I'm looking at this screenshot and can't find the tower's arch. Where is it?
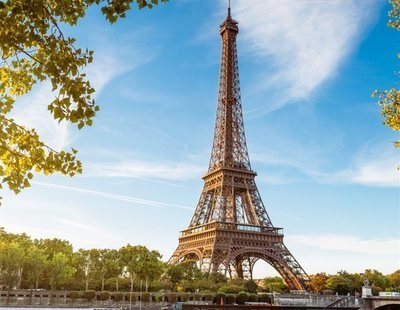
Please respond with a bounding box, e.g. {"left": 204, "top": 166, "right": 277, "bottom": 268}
{"left": 170, "top": 249, "right": 203, "bottom": 264}
{"left": 224, "top": 249, "right": 307, "bottom": 290}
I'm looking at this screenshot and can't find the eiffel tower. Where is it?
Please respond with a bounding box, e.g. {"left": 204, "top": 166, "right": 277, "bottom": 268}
{"left": 170, "top": 4, "right": 310, "bottom": 291}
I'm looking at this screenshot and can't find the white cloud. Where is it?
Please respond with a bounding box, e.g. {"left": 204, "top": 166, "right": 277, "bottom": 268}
{"left": 254, "top": 138, "right": 399, "bottom": 188}
{"left": 327, "top": 145, "right": 400, "bottom": 187}
{"left": 342, "top": 157, "right": 399, "bottom": 188}
{"left": 284, "top": 233, "right": 400, "bottom": 274}
{"left": 229, "top": 0, "right": 380, "bottom": 112}
{"left": 252, "top": 233, "right": 400, "bottom": 277}
{"left": 287, "top": 234, "right": 400, "bottom": 255}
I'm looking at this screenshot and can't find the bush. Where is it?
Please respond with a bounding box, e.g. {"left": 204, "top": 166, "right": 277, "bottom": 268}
{"left": 218, "top": 284, "right": 244, "bottom": 294}
{"left": 248, "top": 294, "right": 258, "bottom": 302}
{"left": 112, "top": 292, "right": 124, "bottom": 302}
{"left": 203, "top": 293, "right": 215, "bottom": 301}
{"left": 215, "top": 292, "right": 226, "bottom": 305}
{"left": 154, "top": 294, "right": 163, "bottom": 302}
{"left": 68, "top": 291, "right": 80, "bottom": 300}
{"left": 130, "top": 292, "right": 138, "bottom": 302}
{"left": 193, "top": 294, "right": 201, "bottom": 301}
{"left": 117, "top": 277, "right": 131, "bottom": 291}
{"left": 125, "top": 292, "right": 137, "bottom": 302}
{"left": 258, "top": 294, "right": 270, "bottom": 303}
{"left": 244, "top": 280, "right": 258, "bottom": 293}
{"left": 141, "top": 292, "right": 150, "bottom": 303}
{"left": 180, "top": 280, "right": 197, "bottom": 293}
{"left": 83, "top": 290, "right": 96, "bottom": 301}
{"left": 236, "top": 291, "right": 249, "bottom": 305}
{"left": 167, "top": 293, "right": 177, "bottom": 303}
{"left": 98, "top": 291, "right": 110, "bottom": 301}
{"left": 180, "top": 292, "right": 189, "bottom": 302}
{"left": 372, "top": 285, "right": 383, "bottom": 296}
{"left": 226, "top": 294, "right": 236, "bottom": 304}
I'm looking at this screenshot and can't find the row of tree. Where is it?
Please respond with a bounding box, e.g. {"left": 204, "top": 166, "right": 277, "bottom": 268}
{"left": 309, "top": 270, "right": 400, "bottom": 295}
{"left": 0, "top": 229, "right": 399, "bottom": 298}
{"left": 0, "top": 229, "right": 164, "bottom": 295}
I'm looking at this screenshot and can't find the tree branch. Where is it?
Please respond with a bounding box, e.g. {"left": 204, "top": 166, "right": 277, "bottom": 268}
{"left": 9, "top": 43, "right": 45, "bottom": 66}
{"left": 0, "top": 116, "right": 60, "bottom": 154}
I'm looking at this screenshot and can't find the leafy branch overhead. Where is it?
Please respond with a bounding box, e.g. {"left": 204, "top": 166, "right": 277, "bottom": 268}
{"left": 374, "top": 0, "right": 400, "bottom": 148}
{"left": 0, "top": 0, "right": 168, "bottom": 198}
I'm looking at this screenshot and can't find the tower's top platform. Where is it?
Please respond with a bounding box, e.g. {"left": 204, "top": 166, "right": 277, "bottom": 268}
{"left": 220, "top": 0, "right": 239, "bottom": 34}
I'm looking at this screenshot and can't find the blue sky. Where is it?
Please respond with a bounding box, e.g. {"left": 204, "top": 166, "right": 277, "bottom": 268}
{"left": 1, "top": 0, "right": 399, "bottom": 277}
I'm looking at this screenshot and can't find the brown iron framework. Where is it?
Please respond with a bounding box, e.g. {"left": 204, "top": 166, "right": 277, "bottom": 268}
{"left": 170, "top": 6, "right": 310, "bottom": 291}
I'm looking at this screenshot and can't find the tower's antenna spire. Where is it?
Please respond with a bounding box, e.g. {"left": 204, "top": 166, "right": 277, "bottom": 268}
{"left": 228, "top": 0, "right": 231, "bottom": 17}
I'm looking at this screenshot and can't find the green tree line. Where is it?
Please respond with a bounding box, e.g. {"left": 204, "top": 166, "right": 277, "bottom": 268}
{"left": 309, "top": 270, "right": 400, "bottom": 296}
{"left": 0, "top": 229, "right": 399, "bottom": 298}
{"left": 0, "top": 229, "right": 164, "bottom": 294}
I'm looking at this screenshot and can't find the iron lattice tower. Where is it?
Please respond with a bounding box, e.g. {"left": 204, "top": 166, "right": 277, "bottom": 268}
{"left": 170, "top": 7, "right": 310, "bottom": 291}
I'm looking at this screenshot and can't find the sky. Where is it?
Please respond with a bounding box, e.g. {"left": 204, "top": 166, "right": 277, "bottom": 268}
{"left": 1, "top": 0, "right": 399, "bottom": 278}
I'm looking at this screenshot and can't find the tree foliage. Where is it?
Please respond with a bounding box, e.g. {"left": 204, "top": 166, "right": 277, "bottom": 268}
{"left": 25, "top": 245, "right": 47, "bottom": 290}
{"left": 244, "top": 279, "right": 258, "bottom": 293}
{"left": 374, "top": 0, "right": 400, "bottom": 149}
{"left": 0, "top": 229, "right": 398, "bottom": 296}
{"left": 325, "top": 274, "right": 350, "bottom": 295}
{"left": 164, "top": 259, "right": 204, "bottom": 292}
{"left": 262, "top": 276, "right": 289, "bottom": 293}
{"left": 47, "top": 252, "right": 75, "bottom": 293}
{"left": 310, "top": 272, "right": 329, "bottom": 293}
{"left": 0, "top": 241, "right": 25, "bottom": 303}
{"left": 388, "top": 269, "right": 400, "bottom": 290}
{"left": 0, "top": 0, "right": 168, "bottom": 201}
{"left": 236, "top": 291, "right": 249, "bottom": 305}
{"left": 0, "top": 229, "right": 165, "bottom": 293}
{"left": 364, "top": 269, "right": 390, "bottom": 293}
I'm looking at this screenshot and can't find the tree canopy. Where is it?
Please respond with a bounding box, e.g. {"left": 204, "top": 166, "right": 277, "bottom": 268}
{"left": 1, "top": 228, "right": 398, "bottom": 297}
{"left": 0, "top": 0, "right": 167, "bottom": 202}
{"left": 374, "top": 0, "right": 400, "bottom": 149}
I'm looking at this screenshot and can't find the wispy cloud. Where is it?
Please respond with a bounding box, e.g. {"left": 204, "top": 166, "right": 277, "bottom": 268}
{"left": 253, "top": 148, "right": 323, "bottom": 179}
{"left": 251, "top": 135, "right": 336, "bottom": 185}
{"left": 85, "top": 159, "right": 203, "bottom": 181}
{"left": 287, "top": 234, "right": 400, "bottom": 255}
{"left": 10, "top": 34, "right": 153, "bottom": 151}
{"left": 0, "top": 197, "right": 124, "bottom": 249}
{"left": 286, "top": 233, "right": 400, "bottom": 274}
{"left": 228, "top": 0, "right": 380, "bottom": 113}
{"left": 33, "top": 181, "right": 194, "bottom": 210}
{"left": 328, "top": 144, "right": 400, "bottom": 187}
{"left": 254, "top": 138, "right": 399, "bottom": 188}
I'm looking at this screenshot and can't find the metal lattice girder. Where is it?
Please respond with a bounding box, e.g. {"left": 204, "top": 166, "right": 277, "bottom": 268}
{"left": 208, "top": 14, "right": 250, "bottom": 173}
{"left": 170, "top": 8, "right": 310, "bottom": 291}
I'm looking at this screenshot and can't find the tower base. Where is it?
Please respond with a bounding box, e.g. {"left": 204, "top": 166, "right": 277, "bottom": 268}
{"left": 170, "top": 221, "right": 309, "bottom": 291}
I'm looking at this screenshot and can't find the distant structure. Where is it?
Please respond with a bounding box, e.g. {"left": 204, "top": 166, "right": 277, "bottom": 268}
{"left": 170, "top": 3, "right": 310, "bottom": 290}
